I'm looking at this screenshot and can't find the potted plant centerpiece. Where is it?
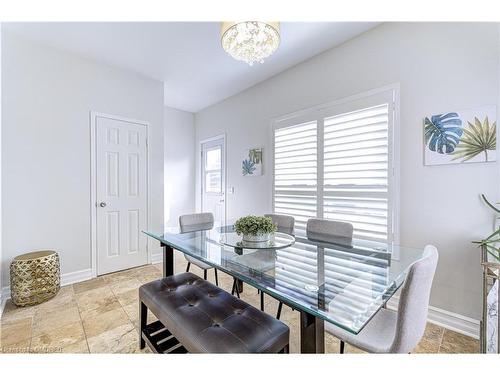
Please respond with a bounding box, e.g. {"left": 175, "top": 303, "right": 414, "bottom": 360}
{"left": 234, "top": 215, "right": 277, "bottom": 243}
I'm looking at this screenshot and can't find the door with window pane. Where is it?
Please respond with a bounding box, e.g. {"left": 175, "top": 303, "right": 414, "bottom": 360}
{"left": 201, "top": 137, "right": 226, "bottom": 225}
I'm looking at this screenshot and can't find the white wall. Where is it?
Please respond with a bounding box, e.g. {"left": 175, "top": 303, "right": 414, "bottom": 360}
{"left": 0, "top": 24, "right": 3, "bottom": 312}
{"left": 1, "top": 32, "right": 164, "bottom": 286}
{"left": 195, "top": 23, "right": 499, "bottom": 320}
{"left": 164, "top": 106, "right": 195, "bottom": 227}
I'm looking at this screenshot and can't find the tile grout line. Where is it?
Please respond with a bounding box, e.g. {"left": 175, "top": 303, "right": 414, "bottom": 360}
{"left": 437, "top": 327, "right": 446, "bottom": 353}
{"left": 76, "top": 274, "right": 131, "bottom": 353}
{"left": 105, "top": 275, "right": 144, "bottom": 352}
{"left": 73, "top": 284, "right": 92, "bottom": 354}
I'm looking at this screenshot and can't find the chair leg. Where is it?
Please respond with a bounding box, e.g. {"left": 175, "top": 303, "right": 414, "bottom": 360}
{"left": 260, "top": 291, "right": 265, "bottom": 311}
{"left": 340, "top": 340, "right": 345, "bottom": 354}
{"left": 231, "top": 278, "right": 240, "bottom": 298}
{"left": 139, "top": 301, "right": 147, "bottom": 349}
{"left": 214, "top": 268, "right": 219, "bottom": 286}
{"left": 203, "top": 269, "right": 207, "bottom": 280}
{"left": 276, "top": 301, "right": 283, "bottom": 320}
{"left": 186, "top": 262, "right": 191, "bottom": 272}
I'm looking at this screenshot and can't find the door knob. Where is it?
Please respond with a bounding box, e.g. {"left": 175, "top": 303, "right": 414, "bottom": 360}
{"left": 99, "top": 202, "right": 107, "bottom": 208}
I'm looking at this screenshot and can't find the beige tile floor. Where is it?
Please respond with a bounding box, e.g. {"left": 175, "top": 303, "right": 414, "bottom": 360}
{"left": 1, "top": 252, "right": 480, "bottom": 354}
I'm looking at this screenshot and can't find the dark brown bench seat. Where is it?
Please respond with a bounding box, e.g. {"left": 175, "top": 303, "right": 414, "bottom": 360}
{"left": 139, "top": 272, "right": 290, "bottom": 353}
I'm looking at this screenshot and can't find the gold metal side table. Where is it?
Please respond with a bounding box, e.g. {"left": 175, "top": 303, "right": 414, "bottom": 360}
{"left": 10, "top": 250, "right": 60, "bottom": 307}
{"left": 480, "top": 245, "right": 500, "bottom": 353}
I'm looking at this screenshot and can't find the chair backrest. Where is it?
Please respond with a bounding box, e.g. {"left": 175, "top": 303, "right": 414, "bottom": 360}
{"left": 390, "top": 245, "right": 439, "bottom": 353}
{"left": 264, "top": 214, "right": 295, "bottom": 235}
{"left": 179, "top": 212, "right": 214, "bottom": 232}
{"left": 306, "top": 218, "right": 353, "bottom": 243}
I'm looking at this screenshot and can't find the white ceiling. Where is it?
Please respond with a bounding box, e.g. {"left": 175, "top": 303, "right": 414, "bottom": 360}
{"left": 4, "top": 22, "right": 379, "bottom": 112}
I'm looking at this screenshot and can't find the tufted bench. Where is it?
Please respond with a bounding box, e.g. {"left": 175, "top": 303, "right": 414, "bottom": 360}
{"left": 139, "top": 272, "right": 290, "bottom": 353}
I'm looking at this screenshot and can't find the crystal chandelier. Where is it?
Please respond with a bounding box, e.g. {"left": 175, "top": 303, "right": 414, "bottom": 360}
{"left": 221, "top": 22, "right": 280, "bottom": 66}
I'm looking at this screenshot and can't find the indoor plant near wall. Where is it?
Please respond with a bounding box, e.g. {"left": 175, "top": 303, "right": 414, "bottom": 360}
{"left": 474, "top": 194, "right": 500, "bottom": 262}
{"left": 234, "top": 215, "right": 277, "bottom": 242}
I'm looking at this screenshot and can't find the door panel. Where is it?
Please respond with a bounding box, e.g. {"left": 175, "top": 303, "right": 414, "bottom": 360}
{"left": 96, "top": 116, "right": 148, "bottom": 275}
{"left": 201, "top": 137, "right": 226, "bottom": 225}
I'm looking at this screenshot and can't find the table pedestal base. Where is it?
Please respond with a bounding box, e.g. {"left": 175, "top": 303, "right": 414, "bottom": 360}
{"left": 300, "top": 311, "right": 325, "bottom": 353}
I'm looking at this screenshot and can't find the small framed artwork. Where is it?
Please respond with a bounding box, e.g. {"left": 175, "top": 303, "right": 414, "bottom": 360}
{"left": 424, "top": 105, "right": 497, "bottom": 165}
{"left": 242, "top": 148, "right": 263, "bottom": 176}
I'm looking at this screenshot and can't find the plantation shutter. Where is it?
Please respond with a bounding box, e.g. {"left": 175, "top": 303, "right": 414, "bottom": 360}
{"left": 273, "top": 121, "right": 318, "bottom": 235}
{"left": 323, "top": 104, "right": 390, "bottom": 241}
{"left": 273, "top": 89, "right": 396, "bottom": 243}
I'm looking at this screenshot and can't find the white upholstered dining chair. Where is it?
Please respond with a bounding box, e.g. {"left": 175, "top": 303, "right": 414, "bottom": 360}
{"left": 326, "top": 245, "right": 439, "bottom": 353}
{"left": 264, "top": 214, "right": 295, "bottom": 235}
{"left": 306, "top": 218, "right": 353, "bottom": 243}
{"left": 179, "top": 212, "right": 218, "bottom": 286}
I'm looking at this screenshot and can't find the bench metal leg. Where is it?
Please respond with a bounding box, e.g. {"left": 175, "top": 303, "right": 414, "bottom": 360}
{"left": 340, "top": 340, "right": 345, "bottom": 354}
{"left": 139, "top": 301, "right": 147, "bottom": 349}
{"left": 203, "top": 269, "right": 207, "bottom": 280}
{"left": 260, "top": 291, "right": 265, "bottom": 311}
{"left": 214, "top": 269, "right": 219, "bottom": 286}
{"left": 186, "top": 262, "right": 191, "bottom": 272}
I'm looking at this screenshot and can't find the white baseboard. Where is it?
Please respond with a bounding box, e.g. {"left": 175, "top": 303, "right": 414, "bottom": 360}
{"left": 0, "top": 268, "right": 93, "bottom": 315}
{"left": 387, "top": 297, "right": 480, "bottom": 339}
{"left": 151, "top": 252, "right": 162, "bottom": 264}
{"left": 60, "top": 268, "right": 93, "bottom": 286}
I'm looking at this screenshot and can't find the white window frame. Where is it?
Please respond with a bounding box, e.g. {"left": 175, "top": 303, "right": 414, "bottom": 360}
{"left": 271, "top": 84, "right": 400, "bottom": 244}
{"left": 202, "top": 144, "right": 223, "bottom": 195}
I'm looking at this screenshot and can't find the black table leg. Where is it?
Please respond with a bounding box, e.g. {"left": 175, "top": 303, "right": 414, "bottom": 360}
{"left": 300, "top": 311, "right": 324, "bottom": 353}
{"left": 162, "top": 243, "right": 174, "bottom": 277}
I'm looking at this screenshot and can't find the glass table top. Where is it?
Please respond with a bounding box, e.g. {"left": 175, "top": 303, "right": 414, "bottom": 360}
{"left": 220, "top": 232, "right": 295, "bottom": 250}
{"left": 143, "top": 224, "right": 425, "bottom": 335}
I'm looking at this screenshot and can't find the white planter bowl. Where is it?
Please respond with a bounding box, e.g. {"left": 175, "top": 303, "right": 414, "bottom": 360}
{"left": 242, "top": 233, "right": 271, "bottom": 242}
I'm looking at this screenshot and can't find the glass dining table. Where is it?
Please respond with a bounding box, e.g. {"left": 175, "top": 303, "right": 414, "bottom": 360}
{"left": 143, "top": 224, "right": 425, "bottom": 353}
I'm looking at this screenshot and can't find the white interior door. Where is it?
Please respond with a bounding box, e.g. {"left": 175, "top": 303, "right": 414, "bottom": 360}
{"left": 96, "top": 116, "right": 148, "bottom": 275}
{"left": 201, "top": 137, "right": 226, "bottom": 225}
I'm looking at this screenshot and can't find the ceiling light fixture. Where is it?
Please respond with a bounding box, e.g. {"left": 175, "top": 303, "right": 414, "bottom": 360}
{"left": 221, "top": 21, "right": 280, "bottom": 66}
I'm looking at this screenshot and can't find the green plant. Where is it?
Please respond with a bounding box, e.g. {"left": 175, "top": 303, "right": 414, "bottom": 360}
{"left": 474, "top": 194, "right": 500, "bottom": 261}
{"left": 234, "top": 215, "right": 277, "bottom": 236}
{"left": 473, "top": 228, "right": 500, "bottom": 262}
{"left": 452, "top": 117, "right": 496, "bottom": 162}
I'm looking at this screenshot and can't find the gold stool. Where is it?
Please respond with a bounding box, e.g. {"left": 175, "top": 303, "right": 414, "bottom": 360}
{"left": 10, "top": 250, "right": 60, "bottom": 307}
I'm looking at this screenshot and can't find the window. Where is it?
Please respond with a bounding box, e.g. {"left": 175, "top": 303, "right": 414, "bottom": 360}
{"left": 323, "top": 104, "right": 389, "bottom": 241}
{"left": 273, "top": 89, "right": 397, "bottom": 242}
{"left": 274, "top": 121, "right": 317, "bottom": 234}
{"left": 204, "top": 146, "right": 222, "bottom": 193}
